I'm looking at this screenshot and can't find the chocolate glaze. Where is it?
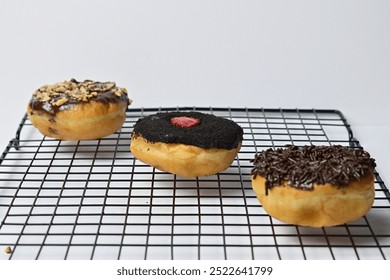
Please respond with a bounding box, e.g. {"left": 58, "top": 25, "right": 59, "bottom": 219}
{"left": 29, "top": 91, "right": 128, "bottom": 115}
{"left": 132, "top": 112, "right": 243, "bottom": 150}
{"left": 251, "top": 145, "right": 376, "bottom": 192}
{"left": 29, "top": 79, "right": 130, "bottom": 116}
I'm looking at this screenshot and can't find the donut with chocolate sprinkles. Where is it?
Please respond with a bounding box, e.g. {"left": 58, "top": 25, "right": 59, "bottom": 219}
{"left": 251, "top": 145, "right": 376, "bottom": 227}
{"left": 130, "top": 112, "right": 243, "bottom": 178}
{"left": 27, "top": 79, "right": 131, "bottom": 140}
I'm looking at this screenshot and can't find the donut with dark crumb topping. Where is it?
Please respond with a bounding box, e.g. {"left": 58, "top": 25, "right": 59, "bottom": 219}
{"left": 27, "top": 79, "right": 131, "bottom": 140}
{"left": 130, "top": 112, "right": 243, "bottom": 178}
{"left": 251, "top": 145, "right": 376, "bottom": 227}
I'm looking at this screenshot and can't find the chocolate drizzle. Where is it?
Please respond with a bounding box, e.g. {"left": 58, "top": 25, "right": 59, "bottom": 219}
{"left": 29, "top": 79, "right": 131, "bottom": 115}
{"left": 132, "top": 112, "right": 243, "bottom": 150}
{"left": 251, "top": 145, "right": 376, "bottom": 192}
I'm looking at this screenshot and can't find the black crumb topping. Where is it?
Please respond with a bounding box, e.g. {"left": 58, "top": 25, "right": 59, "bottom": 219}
{"left": 251, "top": 145, "right": 376, "bottom": 191}
{"left": 132, "top": 112, "right": 243, "bottom": 150}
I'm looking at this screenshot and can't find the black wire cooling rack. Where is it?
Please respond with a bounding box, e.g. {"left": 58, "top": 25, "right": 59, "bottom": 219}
{"left": 0, "top": 107, "right": 389, "bottom": 260}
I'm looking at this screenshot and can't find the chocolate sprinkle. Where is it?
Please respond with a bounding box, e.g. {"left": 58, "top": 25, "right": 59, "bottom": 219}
{"left": 251, "top": 145, "right": 376, "bottom": 191}
{"left": 132, "top": 112, "right": 243, "bottom": 150}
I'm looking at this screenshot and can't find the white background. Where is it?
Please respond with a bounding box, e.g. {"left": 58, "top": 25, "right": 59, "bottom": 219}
{"left": 0, "top": 0, "right": 389, "bottom": 185}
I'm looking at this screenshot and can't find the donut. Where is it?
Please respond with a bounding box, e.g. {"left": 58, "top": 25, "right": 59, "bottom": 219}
{"left": 27, "top": 79, "right": 131, "bottom": 140}
{"left": 130, "top": 112, "right": 243, "bottom": 178}
{"left": 251, "top": 145, "right": 376, "bottom": 227}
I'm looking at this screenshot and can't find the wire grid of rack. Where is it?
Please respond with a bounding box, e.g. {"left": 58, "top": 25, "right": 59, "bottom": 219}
{"left": 0, "top": 107, "right": 389, "bottom": 260}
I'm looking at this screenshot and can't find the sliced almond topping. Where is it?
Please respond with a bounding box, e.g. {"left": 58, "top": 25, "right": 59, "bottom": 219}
{"left": 105, "top": 82, "right": 115, "bottom": 91}
{"left": 56, "top": 86, "right": 66, "bottom": 93}
{"left": 33, "top": 80, "right": 128, "bottom": 104}
{"left": 54, "top": 97, "right": 68, "bottom": 106}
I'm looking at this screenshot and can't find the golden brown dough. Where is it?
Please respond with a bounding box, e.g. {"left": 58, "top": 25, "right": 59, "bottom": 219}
{"left": 251, "top": 172, "right": 375, "bottom": 227}
{"left": 131, "top": 135, "right": 241, "bottom": 178}
{"left": 27, "top": 79, "right": 131, "bottom": 140}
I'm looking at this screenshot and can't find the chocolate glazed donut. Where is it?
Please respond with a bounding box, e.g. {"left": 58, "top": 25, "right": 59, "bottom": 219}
{"left": 27, "top": 79, "right": 131, "bottom": 140}
{"left": 251, "top": 145, "right": 376, "bottom": 227}
{"left": 130, "top": 112, "right": 243, "bottom": 178}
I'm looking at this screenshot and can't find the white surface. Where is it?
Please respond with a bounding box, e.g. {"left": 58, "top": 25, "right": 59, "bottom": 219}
{"left": 1, "top": 109, "right": 389, "bottom": 260}
{"left": 0, "top": 0, "right": 389, "bottom": 184}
